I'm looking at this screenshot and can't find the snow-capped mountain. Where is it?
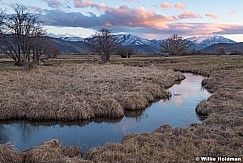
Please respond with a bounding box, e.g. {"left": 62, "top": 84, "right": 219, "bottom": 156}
{"left": 187, "top": 35, "right": 236, "bottom": 50}
{"left": 57, "top": 34, "right": 236, "bottom": 50}
{"left": 60, "top": 37, "right": 85, "bottom": 42}
{"left": 50, "top": 34, "right": 237, "bottom": 54}
{"left": 117, "top": 34, "right": 155, "bottom": 46}
{"left": 117, "top": 34, "right": 236, "bottom": 50}
{"left": 116, "top": 34, "right": 161, "bottom": 53}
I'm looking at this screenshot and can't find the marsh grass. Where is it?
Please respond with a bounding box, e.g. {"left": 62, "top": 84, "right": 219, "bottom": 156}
{"left": 19, "top": 139, "right": 92, "bottom": 163}
{"left": 0, "top": 144, "right": 21, "bottom": 163}
{"left": 0, "top": 63, "right": 184, "bottom": 121}
{"left": 22, "top": 139, "right": 63, "bottom": 163}
{"left": 84, "top": 55, "right": 243, "bottom": 162}
{"left": 1, "top": 55, "right": 243, "bottom": 162}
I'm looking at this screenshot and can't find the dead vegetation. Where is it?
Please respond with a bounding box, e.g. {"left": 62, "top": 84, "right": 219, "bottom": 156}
{"left": 0, "top": 139, "right": 91, "bottom": 163}
{"left": 22, "top": 139, "right": 63, "bottom": 163}
{"left": 1, "top": 55, "right": 243, "bottom": 162}
{"left": 84, "top": 55, "right": 243, "bottom": 162}
{"left": 86, "top": 124, "right": 243, "bottom": 162}
{"left": 0, "top": 143, "right": 21, "bottom": 163}
{"left": 0, "top": 63, "right": 184, "bottom": 121}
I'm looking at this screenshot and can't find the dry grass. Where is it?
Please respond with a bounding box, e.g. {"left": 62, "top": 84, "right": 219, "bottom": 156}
{"left": 83, "top": 55, "right": 243, "bottom": 162}
{"left": 0, "top": 63, "right": 184, "bottom": 121}
{"left": 20, "top": 139, "right": 92, "bottom": 163}
{"left": 195, "top": 100, "right": 214, "bottom": 116}
{"left": 63, "top": 146, "right": 83, "bottom": 159}
{"left": 1, "top": 55, "right": 243, "bottom": 162}
{"left": 0, "top": 143, "right": 21, "bottom": 163}
{"left": 22, "top": 139, "right": 63, "bottom": 163}
{"left": 86, "top": 124, "right": 242, "bottom": 162}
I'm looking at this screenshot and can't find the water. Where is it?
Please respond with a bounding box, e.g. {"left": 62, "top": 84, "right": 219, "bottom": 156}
{"left": 0, "top": 73, "right": 211, "bottom": 153}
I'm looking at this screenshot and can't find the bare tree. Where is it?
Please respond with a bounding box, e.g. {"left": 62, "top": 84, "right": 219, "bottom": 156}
{"left": 85, "top": 28, "right": 121, "bottom": 63}
{"left": 0, "top": 10, "right": 6, "bottom": 55}
{"left": 161, "top": 34, "right": 190, "bottom": 55}
{"left": 216, "top": 46, "right": 226, "bottom": 55}
{"left": 0, "top": 4, "right": 55, "bottom": 68}
{"left": 0, "top": 10, "right": 5, "bottom": 31}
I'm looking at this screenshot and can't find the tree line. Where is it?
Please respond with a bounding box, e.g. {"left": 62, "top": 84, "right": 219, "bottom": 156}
{"left": 0, "top": 4, "right": 59, "bottom": 68}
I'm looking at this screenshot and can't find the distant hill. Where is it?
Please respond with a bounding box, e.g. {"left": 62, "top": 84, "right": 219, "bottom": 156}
{"left": 51, "top": 34, "right": 236, "bottom": 54}
{"left": 187, "top": 35, "right": 236, "bottom": 50}
{"left": 47, "top": 37, "right": 91, "bottom": 54}
{"left": 202, "top": 42, "right": 243, "bottom": 54}
{"left": 2, "top": 34, "right": 237, "bottom": 54}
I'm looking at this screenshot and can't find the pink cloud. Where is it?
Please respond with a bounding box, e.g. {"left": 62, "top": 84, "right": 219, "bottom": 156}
{"left": 175, "top": 3, "right": 185, "bottom": 9}
{"left": 160, "top": 2, "right": 172, "bottom": 9}
{"left": 166, "top": 23, "right": 243, "bottom": 36}
{"left": 178, "top": 11, "right": 202, "bottom": 19}
{"left": 72, "top": 1, "right": 178, "bottom": 30}
{"left": 41, "top": 2, "right": 243, "bottom": 38}
{"left": 74, "top": 0, "right": 108, "bottom": 10}
{"left": 228, "top": 10, "right": 238, "bottom": 15}
{"left": 42, "top": 5, "right": 177, "bottom": 30}
{"left": 131, "top": 23, "right": 243, "bottom": 39}
{"left": 205, "top": 13, "right": 218, "bottom": 19}
{"left": 105, "top": 6, "right": 177, "bottom": 29}
{"left": 74, "top": 0, "right": 93, "bottom": 8}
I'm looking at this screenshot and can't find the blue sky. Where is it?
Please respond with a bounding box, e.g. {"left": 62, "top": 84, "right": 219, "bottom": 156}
{"left": 1, "top": 0, "right": 243, "bottom": 41}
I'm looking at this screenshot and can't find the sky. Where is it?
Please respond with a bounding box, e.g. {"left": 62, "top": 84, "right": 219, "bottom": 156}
{"left": 1, "top": 0, "right": 243, "bottom": 41}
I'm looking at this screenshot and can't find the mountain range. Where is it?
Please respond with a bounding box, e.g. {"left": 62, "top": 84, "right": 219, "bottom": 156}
{"left": 51, "top": 34, "right": 237, "bottom": 54}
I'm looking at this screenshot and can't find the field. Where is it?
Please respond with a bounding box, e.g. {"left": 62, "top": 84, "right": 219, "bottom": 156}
{"left": 0, "top": 60, "right": 184, "bottom": 121}
{"left": 0, "top": 55, "right": 243, "bottom": 162}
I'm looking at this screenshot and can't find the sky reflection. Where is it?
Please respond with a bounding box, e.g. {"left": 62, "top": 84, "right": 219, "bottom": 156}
{"left": 0, "top": 73, "right": 211, "bottom": 154}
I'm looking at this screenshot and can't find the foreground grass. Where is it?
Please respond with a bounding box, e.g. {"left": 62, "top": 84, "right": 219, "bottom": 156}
{"left": 0, "top": 55, "right": 243, "bottom": 162}
{"left": 0, "top": 63, "right": 184, "bottom": 121}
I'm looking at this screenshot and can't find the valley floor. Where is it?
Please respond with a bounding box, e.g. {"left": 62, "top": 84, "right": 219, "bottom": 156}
{"left": 0, "top": 55, "right": 243, "bottom": 162}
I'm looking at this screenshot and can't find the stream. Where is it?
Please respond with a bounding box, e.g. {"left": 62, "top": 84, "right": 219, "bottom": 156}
{"left": 0, "top": 73, "right": 211, "bottom": 153}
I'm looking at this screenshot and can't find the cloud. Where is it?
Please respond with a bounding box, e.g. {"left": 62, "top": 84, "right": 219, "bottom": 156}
{"left": 104, "top": 6, "right": 176, "bottom": 29}
{"left": 41, "top": 10, "right": 101, "bottom": 27}
{"left": 43, "top": 0, "right": 62, "bottom": 8}
{"left": 178, "top": 11, "right": 202, "bottom": 19}
{"left": 228, "top": 10, "right": 238, "bottom": 15}
{"left": 175, "top": 3, "right": 185, "bottom": 9}
{"left": 74, "top": 0, "right": 93, "bottom": 8}
{"left": 205, "top": 13, "right": 218, "bottom": 19}
{"left": 74, "top": 0, "right": 107, "bottom": 10}
{"left": 119, "top": 23, "right": 243, "bottom": 39}
{"left": 160, "top": 2, "right": 172, "bottom": 9}
{"left": 162, "top": 23, "right": 243, "bottom": 36}
{"left": 39, "top": 2, "right": 243, "bottom": 39}
{"left": 41, "top": 6, "right": 177, "bottom": 30}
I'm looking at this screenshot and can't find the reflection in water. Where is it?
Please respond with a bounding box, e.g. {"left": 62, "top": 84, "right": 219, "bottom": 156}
{"left": 0, "top": 73, "right": 211, "bottom": 154}
{"left": 0, "top": 126, "right": 8, "bottom": 143}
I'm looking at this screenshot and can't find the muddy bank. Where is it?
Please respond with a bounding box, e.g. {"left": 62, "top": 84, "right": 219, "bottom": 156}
{"left": 0, "top": 63, "right": 184, "bottom": 121}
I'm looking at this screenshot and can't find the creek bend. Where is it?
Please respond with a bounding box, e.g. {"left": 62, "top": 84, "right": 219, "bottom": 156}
{"left": 0, "top": 73, "right": 211, "bottom": 153}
